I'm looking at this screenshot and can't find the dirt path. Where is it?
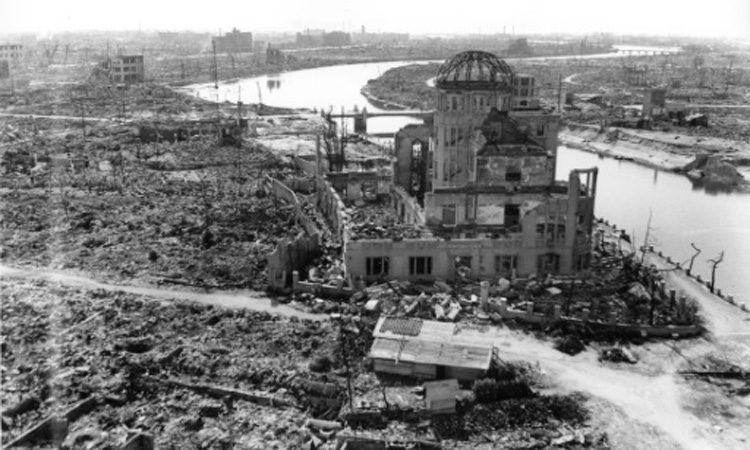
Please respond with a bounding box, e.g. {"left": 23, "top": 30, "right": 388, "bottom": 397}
{"left": 492, "top": 328, "right": 735, "bottom": 450}
{"left": 646, "top": 252, "right": 750, "bottom": 355}
{"left": 0, "top": 264, "right": 325, "bottom": 321}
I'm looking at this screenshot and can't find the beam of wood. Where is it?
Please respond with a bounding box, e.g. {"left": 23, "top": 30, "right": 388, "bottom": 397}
{"left": 120, "top": 432, "right": 154, "bottom": 450}
{"left": 164, "top": 378, "right": 292, "bottom": 408}
{"left": 5, "top": 416, "right": 68, "bottom": 448}
{"left": 63, "top": 396, "right": 98, "bottom": 421}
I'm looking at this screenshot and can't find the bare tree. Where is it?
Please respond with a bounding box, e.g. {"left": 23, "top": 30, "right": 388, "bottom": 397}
{"left": 707, "top": 251, "right": 724, "bottom": 294}
{"left": 44, "top": 41, "right": 60, "bottom": 66}
{"left": 687, "top": 243, "right": 701, "bottom": 276}
{"left": 63, "top": 43, "right": 75, "bottom": 65}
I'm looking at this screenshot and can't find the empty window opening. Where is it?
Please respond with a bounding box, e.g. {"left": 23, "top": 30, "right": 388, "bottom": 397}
{"left": 455, "top": 256, "right": 472, "bottom": 277}
{"left": 442, "top": 204, "right": 457, "bottom": 225}
{"left": 576, "top": 253, "right": 591, "bottom": 271}
{"left": 537, "top": 253, "right": 561, "bottom": 275}
{"left": 366, "top": 257, "right": 390, "bottom": 276}
{"left": 409, "top": 257, "right": 433, "bottom": 276}
{"left": 495, "top": 255, "right": 517, "bottom": 277}
{"left": 506, "top": 166, "right": 522, "bottom": 182}
{"left": 504, "top": 204, "right": 520, "bottom": 228}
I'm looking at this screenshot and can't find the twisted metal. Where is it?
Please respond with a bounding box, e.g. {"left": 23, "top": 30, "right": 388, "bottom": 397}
{"left": 436, "top": 51, "right": 515, "bottom": 90}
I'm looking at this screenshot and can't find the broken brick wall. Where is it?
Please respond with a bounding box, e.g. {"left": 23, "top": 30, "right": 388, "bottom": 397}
{"left": 392, "top": 184, "right": 425, "bottom": 225}
{"left": 317, "top": 176, "right": 348, "bottom": 243}
{"left": 267, "top": 233, "right": 321, "bottom": 289}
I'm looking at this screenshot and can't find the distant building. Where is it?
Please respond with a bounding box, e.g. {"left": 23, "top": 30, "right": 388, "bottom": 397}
{"left": 266, "top": 45, "right": 284, "bottom": 65}
{"left": 352, "top": 28, "right": 409, "bottom": 45}
{"left": 213, "top": 28, "right": 253, "bottom": 54}
{"left": 0, "top": 44, "right": 23, "bottom": 67}
{"left": 108, "top": 55, "right": 145, "bottom": 83}
{"left": 643, "top": 88, "right": 667, "bottom": 119}
{"left": 296, "top": 29, "right": 326, "bottom": 47}
{"left": 295, "top": 29, "right": 351, "bottom": 48}
{"left": 157, "top": 31, "right": 211, "bottom": 54}
{"left": 323, "top": 31, "right": 351, "bottom": 47}
{"left": 0, "top": 60, "right": 9, "bottom": 79}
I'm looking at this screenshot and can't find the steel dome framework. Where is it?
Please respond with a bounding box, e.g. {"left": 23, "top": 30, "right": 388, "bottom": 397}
{"left": 435, "top": 50, "right": 515, "bottom": 91}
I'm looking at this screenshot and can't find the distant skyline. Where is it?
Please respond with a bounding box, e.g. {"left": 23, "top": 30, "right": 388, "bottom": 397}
{"left": 2, "top": 0, "right": 748, "bottom": 39}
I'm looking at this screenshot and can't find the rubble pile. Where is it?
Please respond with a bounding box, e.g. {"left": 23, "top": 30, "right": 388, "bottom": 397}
{"left": 356, "top": 238, "right": 701, "bottom": 332}
{"left": 598, "top": 347, "right": 638, "bottom": 364}
{"left": 348, "top": 201, "right": 430, "bottom": 241}
{"left": 0, "top": 81, "right": 214, "bottom": 121}
{"left": 1, "top": 121, "right": 303, "bottom": 289}
{"left": 0, "top": 279, "right": 346, "bottom": 449}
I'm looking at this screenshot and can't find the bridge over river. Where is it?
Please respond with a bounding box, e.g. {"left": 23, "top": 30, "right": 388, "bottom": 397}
{"left": 321, "top": 108, "right": 434, "bottom": 135}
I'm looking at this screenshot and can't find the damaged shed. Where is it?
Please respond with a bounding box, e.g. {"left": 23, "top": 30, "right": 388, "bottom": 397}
{"left": 369, "top": 317, "right": 496, "bottom": 382}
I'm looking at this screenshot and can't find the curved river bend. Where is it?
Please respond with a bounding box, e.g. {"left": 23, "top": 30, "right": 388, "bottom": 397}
{"left": 186, "top": 59, "right": 750, "bottom": 304}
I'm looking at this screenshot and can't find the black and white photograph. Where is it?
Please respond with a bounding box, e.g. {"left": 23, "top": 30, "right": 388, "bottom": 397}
{"left": 1, "top": 1, "right": 749, "bottom": 448}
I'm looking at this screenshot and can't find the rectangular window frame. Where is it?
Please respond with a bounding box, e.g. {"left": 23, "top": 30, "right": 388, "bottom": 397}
{"left": 442, "top": 203, "right": 457, "bottom": 225}
{"left": 366, "top": 257, "right": 390, "bottom": 277}
{"left": 494, "top": 255, "right": 518, "bottom": 276}
{"left": 409, "top": 256, "right": 433, "bottom": 276}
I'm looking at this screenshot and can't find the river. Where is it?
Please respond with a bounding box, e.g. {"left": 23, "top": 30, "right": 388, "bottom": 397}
{"left": 185, "top": 58, "right": 749, "bottom": 304}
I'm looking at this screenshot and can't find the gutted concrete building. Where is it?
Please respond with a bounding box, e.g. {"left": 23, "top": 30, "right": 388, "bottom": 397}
{"left": 108, "top": 55, "right": 145, "bottom": 83}
{"left": 0, "top": 44, "right": 23, "bottom": 67}
{"left": 348, "top": 52, "right": 596, "bottom": 283}
{"left": 298, "top": 51, "right": 598, "bottom": 288}
{"left": 213, "top": 28, "right": 253, "bottom": 54}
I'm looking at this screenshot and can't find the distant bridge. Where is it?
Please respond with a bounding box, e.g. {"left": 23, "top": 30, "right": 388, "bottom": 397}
{"left": 322, "top": 108, "right": 435, "bottom": 134}
{"left": 331, "top": 109, "right": 435, "bottom": 119}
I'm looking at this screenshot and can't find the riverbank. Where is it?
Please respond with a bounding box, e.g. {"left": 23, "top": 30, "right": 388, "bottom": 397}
{"left": 358, "top": 62, "right": 750, "bottom": 193}
{"left": 560, "top": 123, "right": 750, "bottom": 192}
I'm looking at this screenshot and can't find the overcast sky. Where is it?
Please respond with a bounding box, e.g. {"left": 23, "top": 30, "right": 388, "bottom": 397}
{"left": 2, "top": 0, "right": 748, "bottom": 39}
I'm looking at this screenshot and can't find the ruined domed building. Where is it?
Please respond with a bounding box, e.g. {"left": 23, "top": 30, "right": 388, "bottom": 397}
{"left": 272, "top": 51, "right": 599, "bottom": 289}
{"left": 348, "top": 51, "right": 598, "bottom": 281}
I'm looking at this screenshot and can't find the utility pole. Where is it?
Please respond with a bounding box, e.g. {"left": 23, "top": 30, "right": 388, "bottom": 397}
{"left": 557, "top": 73, "right": 562, "bottom": 112}
{"left": 213, "top": 39, "right": 221, "bottom": 143}
{"left": 79, "top": 95, "right": 86, "bottom": 142}
{"left": 725, "top": 57, "right": 734, "bottom": 92}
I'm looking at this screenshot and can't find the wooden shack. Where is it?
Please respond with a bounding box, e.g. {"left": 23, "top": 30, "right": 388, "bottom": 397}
{"left": 424, "top": 379, "right": 459, "bottom": 414}
{"left": 369, "top": 317, "right": 495, "bottom": 382}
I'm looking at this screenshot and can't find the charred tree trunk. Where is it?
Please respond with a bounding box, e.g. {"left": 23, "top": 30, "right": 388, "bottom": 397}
{"left": 687, "top": 243, "right": 701, "bottom": 276}
{"left": 707, "top": 251, "right": 724, "bottom": 294}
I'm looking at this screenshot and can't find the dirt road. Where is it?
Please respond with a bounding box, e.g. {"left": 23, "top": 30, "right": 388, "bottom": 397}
{"left": 0, "top": 264, "right": 325, "bottom": 321}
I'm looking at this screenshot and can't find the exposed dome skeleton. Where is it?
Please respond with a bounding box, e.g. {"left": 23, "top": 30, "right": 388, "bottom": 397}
{"left": 436, "top": 50, "right": 515, "bottom": 90}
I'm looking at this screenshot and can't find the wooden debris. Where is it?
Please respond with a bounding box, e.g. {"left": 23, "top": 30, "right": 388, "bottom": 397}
{"left": 4, "top": 416, "right": 68, "bottom": 448}
{"left": 121, "top": 432, "right": 154, "bottom": 450}
{"left": 165, "top": 378, "right": 292, "bottom": 408}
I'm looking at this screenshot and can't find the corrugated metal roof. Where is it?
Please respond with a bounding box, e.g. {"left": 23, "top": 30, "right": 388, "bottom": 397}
{"left": 369, "top": 337, "right": 492, "bottom": 371}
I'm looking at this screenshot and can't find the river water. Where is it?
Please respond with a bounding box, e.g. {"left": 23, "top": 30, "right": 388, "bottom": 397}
{"left": 186, "top": 58, "right": 750, "bottom": 303}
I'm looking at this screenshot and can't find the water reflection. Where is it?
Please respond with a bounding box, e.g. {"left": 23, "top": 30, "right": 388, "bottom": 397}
{"left": 687, "top": 176, "right": 740, "bottom": 195}
{"left": 266, "top": 79, "right": 281, "bottom": 91}
{"left": 558, "top": 146, "right": 750, "bottom": 302}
